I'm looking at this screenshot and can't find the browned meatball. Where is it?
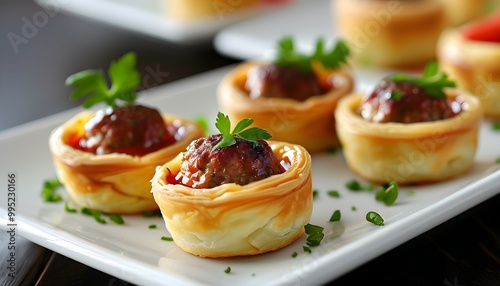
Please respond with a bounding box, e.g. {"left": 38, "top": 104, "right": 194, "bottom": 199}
{"left": 244, "top": 64, "right": 329, "bottom": 101}
{"left": 73, "top": 105, "right": 176, "bottom": 156}
{"left": 175, "top": 134, "right": 286, "bottom": 189}
{"left": 358, "top": 80, "right": 461, "bottom": 123}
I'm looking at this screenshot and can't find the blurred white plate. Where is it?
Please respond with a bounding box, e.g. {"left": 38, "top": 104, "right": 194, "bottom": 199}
{"left": 0, "top": 65, "right": 499, "bottom": 286}
{"left": 214, "top": 0, "right": 334, "bottom": 59}
{"left": 35, "top": 0, "right": 292, "bottom": 44}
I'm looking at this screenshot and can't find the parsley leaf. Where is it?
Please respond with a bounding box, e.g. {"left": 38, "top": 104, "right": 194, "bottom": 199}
{"left": 213, "top": 112, "right": 272, "bottom": 149}
{"left": 274, "top": 37, "right": 350, "bottom": 73}
{"left": 66, "top": 52, "right": 140, "bottom": 108}
{"left": 385, "top": 61, "right": 456, "bottom": 99}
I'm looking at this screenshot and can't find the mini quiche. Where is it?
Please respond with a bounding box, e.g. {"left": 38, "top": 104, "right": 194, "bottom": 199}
{"left": 438, "top": 14, "right": 500, "bottom": 118}
{"left": 334, "top": 0, "right": 446, "bottom": 68}
{"left": 49, "top": 52, "right": 204, "bottom": 214}
{"left": 151, "top": 113, "right": 313, "bottom": 258}
{"left": 217, "top": 37, "right": 354, "bottom": 153}
{"left": 335, "top": 62, "right": 483, "bottom": 185}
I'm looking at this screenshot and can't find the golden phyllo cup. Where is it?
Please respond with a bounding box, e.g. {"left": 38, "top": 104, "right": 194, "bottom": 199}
{"left": 335, "top": 90, "right": 483, "bottom": 185}
{"left": 49, "top": 111, "right": 204, "bottom": 214}
{"left": 217, "top": 61, "right": 354, "bottom": 153}
{"left": 438, "top": 20, "right": 500, "bottom": 118}
{"left": 151, "top": 141, "right": 313, "bottom": 258}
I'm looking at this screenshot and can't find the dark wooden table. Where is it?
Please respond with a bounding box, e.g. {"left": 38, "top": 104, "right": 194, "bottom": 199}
{"left": 2, "top": 1, "right": 500, "bottom": 285}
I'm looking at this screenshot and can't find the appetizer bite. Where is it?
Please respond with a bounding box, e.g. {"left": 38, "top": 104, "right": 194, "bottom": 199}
{"left": 151, "top": 112, "right": 313, "bottom": 258}
{"left": 217, "top": 37, "right": 353, "bottom": 153}
{"left": 335, "top": 62, "right": 483, "bottom": 184}
{"left": 437, "top": 14, "right": 500, "bottom": 118}
{"left": 164, "top": 0, "right": 259, "bottom": 21}
{"left": 48, "top": 52, "right": 204, "bottom": 214}
{"left": 439, "top": 0, "right": 489, "bottom": 26}
{"left": 334, "top": 0, "right": 446, "bottom": 68}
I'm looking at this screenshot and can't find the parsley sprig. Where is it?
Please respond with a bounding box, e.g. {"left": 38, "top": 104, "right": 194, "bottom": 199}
{"left": 274, "top": 37, "right": 350, "bottom": 73}
{"left": 65, "top": 52, "right": 140, "bottom": 108}
{"left": 214, "top": 112, "right": 271, "bottom": 149}
{"left": 386, "top": 61, "right": 456, "bottom": 99}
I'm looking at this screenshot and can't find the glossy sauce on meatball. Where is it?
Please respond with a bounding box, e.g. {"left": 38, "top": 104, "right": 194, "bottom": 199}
{"left": 171, "top": 134, "right": 286, "bottom": 189}
{"left": 69, "top": 105, "right": 176, "bottom": 156}
{"left": 244, "top": 64, "right": 331, "bottom": 101}
{"left": 358, "top": 80, "right": 462, "bottom": 123}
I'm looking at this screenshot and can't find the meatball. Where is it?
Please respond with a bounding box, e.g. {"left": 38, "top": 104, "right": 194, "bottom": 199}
{"left": 76, "top": 105, "right": 176, "bottom": 156}
{"left": 244, "top": 64, "right": 329, "bottom": 101}
{"left": 358, "top": 79, "right": 461, "bottom": 123}
{"left": 175, "top": 134, "right": 286, "bottom": 189}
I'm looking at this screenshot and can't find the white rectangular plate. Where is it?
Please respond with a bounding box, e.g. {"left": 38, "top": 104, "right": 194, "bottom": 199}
{"left": 1, "top": 65, "right": 499, "bottom": 286}
{"left": 35, "top": 0, "right": 292, "bottom": 44}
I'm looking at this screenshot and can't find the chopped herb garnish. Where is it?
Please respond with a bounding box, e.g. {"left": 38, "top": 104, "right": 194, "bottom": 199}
{"left": 41, "top": 178, "right": 63, "bottom": 202}
{"left": 81, "top": 207, "right": 106, "bottom": 224}
{"left": 345, "top": 179, "right": 375, "bottom": 192}
{"left": 195, "top": 115, "right": 210, "bottom": 136}
{"left": 224, "top": 267, "right": 231, "bottom": 274}
{"left": 351, "top": 206, "right": 357, "bottom": 211}
{"left": 375, "top": 181, "right": 399, "bottom": 206}
{"left": 66, "top": 52, "right": 140, "bottom": 108}
{"left": 407, "top": 190, "right": 416, "bottom": 196}
{"left": 366, "top": 211, "right": 384, "bottom": 226}
{"left": 312, "top": 189, "right": 319, "bottom": 199}
{"left": 64, "top": 202, "right": 77, "bottom": 213}
{"left": 385, "top": 61, "right": 456, "bottom": 99}
{"left": 329, "top": 210, "right": 341, "bottom": 222}
{"left": 496, "top": 158, "right": 500, "bottom": 164}
{"left": 391, "top": 90, "right": 403, "bottom": 100}
{"left": 304, "top": 223, "right": 325, "bottom": 246}
{"left": 274, "top": 37, "right": 350, "bottom": 72}
{"left": 291, "top": 251, "right": 298, "bottom": 258}
{"left": 213, "top": 112, "right": 271, "bottom": 149}
{"left": 327, "top": 190, "right": 340, "bottom": 198}
{"left": 345, "top": 179, "right": 363, "bottom": 191}
{"left": 142, "top": 210, "right": 162, "bottom": 217}
{"left": 493, "top": 121, "right": 500, "bottom": 131}
{"left": 161, "top": 236, "right": 174, "bottom": 241}
{"left": 149, "top": 224, "right": 157, "bottom": 229}
{"left": 303, "top": 246, "right": 312, "bottom": 254}
{"left": 326, "top": 146, "right": 338, "bottom": 154}
{"left": 109, "top": 214, "right": 124, "bottom": 225}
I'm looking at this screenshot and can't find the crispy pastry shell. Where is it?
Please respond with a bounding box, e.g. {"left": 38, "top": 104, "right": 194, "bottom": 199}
{"left": 217, "top": 61, "right": 354, "bottom": 153}
{"left": 437, "top": 25, "right": 500, "bottom": 118}
{"left": 335, "top": 91, "right": 483, "bottom": 184}
{"left": 439, "top": 0, "right": 488, "bottom": 26}
{"left": 49, "top": 111, "right": 204, "bottom": 214}
{"left": 164, "top": 0, "right": 259, "bottom": 21}
{"left": 334, "top": 0, "right": 446, "bottom": 68}
{"left": 151, "top": 141, "right": 313, "bottom": 258}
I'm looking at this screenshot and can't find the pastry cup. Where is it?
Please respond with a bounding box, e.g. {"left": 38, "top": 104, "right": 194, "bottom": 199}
{"left": 437, "top": 24, "right": 500, "bottom": 118}
{"left": 217, "top": 61, "right": 354, "bottom": 153}
{"left": 164, "top": 0, "right": 259, "bottom": 21}
{"left": 335, "top": 91, "right": 483, "bottom": 185}
{"left": 439, "top": 0, "right": 488, "bottom": 26}
{"left": 49, "top": 111, "right": 204, "bottom": 214}
{"left": 151, "top": 141, "right": 313, "bottom": 258}
{"left": 334, "top": 0, "right": 446, "bottom": 68}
